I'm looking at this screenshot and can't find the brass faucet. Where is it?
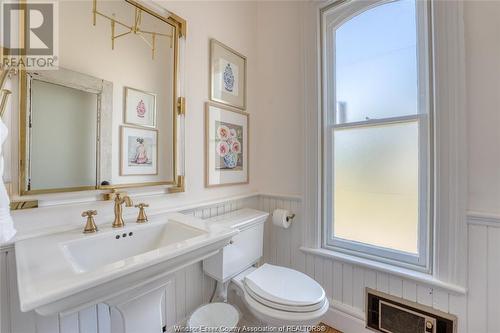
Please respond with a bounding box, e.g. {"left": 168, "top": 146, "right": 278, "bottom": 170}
{"left": 112, "top": 192, "right": 133, "bottom": 228}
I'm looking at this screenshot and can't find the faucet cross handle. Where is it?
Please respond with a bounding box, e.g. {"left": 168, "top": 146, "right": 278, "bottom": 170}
{"left": 82, "top": 210, "right": 98, "bottom": 234}
{"left": 82, "top": 210, "right": 97, "bottom": 217}
{"left": 135, "top": 203, "right": 149, "bottom": 224}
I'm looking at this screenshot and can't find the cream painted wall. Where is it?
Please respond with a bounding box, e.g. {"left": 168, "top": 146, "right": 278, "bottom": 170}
{"left": 464, "top": 0, "right": 500, "bottom": 216}
{"left": 252, "top": 0, "right": 500, "bottom": 218}
{"left": 159, "top": 0, "right": 259, "bottom": 199}
{"left": 254, "top": 1, "right": 303, "bottom": 196}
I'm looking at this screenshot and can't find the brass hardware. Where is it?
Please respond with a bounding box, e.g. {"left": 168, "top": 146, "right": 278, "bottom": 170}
{"left": 168, "top": 175, "right": 185, "bottom": 193}
{"left": 125, "top": 0, "right": 187, "bottom": 38}
{"left": 10, "top": 200, "right": 38, "bottom": 210}
{"left": 0, "top": 66, "right": 12, "bottom": 91}
{"left": 0, "top": 90, "right": 11, "bottom": 118}
{"left": 135, "top": 203, "right": 149, "bottom": 223}
{"left": 82, "top": 210, "right": 98, "bottom": 234}
{"left": 112, "top": 191, "right": 133, "bottom": 228}
{"left": 92, "top": 0, "right": 173, "bottom": 59}
{"left": 102, "top": 188, "right": 119, "bottom": 201}
{"left": 177, "top": 97, "right": 186, "bottom": 116}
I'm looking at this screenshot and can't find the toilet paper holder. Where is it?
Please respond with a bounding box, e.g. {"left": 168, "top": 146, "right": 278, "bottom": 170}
{"left": 272, "top": 211, "right": 295, "bottom": 222}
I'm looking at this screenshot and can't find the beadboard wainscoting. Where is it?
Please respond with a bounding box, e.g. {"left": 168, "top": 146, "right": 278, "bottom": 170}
{"left": 260, "top": 195, "right": 468, "bottom": 333}
{"left": 467, "top": 213, "right": 500, "bottom": 333}
{"left": 0, "top": 195, "right": 259, "bottom": 333}
{"left": 4, "top": 194, "right": 499, "bottom": 333}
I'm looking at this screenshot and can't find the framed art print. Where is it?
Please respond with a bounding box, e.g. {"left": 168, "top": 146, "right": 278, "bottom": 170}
{"left": 210, "top": 39, "right": 247, "bottom": 110}
{"left": 120, "top": 126, "right": 158, "bottom": 176}
{"left": 124, "top": 87, "right": 156, "bottom": 128}
{"left": 205, "top": 102, "right": 249, "bottom": 187}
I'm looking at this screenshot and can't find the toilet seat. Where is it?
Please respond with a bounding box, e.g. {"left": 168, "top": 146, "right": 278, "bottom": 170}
{"left": 243, "top": 264, "right": 326, "bottom": 307}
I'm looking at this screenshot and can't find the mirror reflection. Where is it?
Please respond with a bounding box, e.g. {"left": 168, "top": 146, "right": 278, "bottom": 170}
{"left": 20, "top": 0, "right": 178, "bottom": 195}
{"left": 29, "top": 77, "right": 99, "bottom": 191}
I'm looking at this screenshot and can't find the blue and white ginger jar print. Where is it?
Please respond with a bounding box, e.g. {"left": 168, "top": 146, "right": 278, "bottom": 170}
{"left": 223, "top": 152, "right": 238, "bottom": 169}
{"left": 223, "top": 63, "right": 235, "bottom": 93}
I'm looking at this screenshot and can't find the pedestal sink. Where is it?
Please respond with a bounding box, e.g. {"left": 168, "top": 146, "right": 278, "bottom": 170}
{"left": 15, "top": 212, "right": 237, "bottom": 333}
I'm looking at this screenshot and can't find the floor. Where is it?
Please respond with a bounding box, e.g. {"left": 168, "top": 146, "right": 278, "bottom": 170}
{"left": 318, "top": 323, "right": 342, "bottom": 333}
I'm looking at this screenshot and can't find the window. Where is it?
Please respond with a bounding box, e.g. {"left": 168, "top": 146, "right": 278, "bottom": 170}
{"left": 322, "top": 0, "right": 432, "bottom": 270}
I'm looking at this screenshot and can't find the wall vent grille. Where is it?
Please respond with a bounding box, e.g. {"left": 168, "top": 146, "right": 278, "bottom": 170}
{"left": 366, "top": 288, "right": 456, "bottom": 333}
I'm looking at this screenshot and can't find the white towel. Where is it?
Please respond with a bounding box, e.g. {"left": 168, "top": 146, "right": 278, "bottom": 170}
{"left": 0, "top": 119, "right": 15, "bottom": 243}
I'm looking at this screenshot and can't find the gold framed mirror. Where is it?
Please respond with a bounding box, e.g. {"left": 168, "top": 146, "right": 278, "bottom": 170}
{"left": 16, "top": 0, "right": 186, "bottom": 197}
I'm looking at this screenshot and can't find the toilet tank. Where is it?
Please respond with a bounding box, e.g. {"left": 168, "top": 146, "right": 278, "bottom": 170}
{"left": 203, "top": 208, "right": 269, "bottom": 282}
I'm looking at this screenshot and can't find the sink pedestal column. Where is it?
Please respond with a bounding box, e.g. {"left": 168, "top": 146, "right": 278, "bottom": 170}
{"left": 108, "top": 286, "right": 167, "bottom": 333}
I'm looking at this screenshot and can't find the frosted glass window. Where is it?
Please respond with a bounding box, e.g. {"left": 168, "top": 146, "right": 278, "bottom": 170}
{"left": 333, "top": 122, "right": 419, "bottom": 253}
{"left": 322, "top": 0, "right": 431, "bottom": 269}
{"left": 335, "top": 0, "right": 418, "bottom": 124}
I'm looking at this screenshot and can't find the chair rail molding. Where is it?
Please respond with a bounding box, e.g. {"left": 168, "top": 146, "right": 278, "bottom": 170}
{"left": 301, "top": 0, "right": 468, "bottom": 288}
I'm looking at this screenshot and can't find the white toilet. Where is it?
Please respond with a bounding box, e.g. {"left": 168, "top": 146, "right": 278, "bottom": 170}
{"left": 199, "top": 208, "right": 329, "bottom": 326}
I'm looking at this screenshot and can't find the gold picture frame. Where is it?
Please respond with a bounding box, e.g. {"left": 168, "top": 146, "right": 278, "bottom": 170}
{"left": 209, "top": 39, "right": 247, "bottom": 110}
{"left": 124, "top": 86, "right": 157, "bottom": 128}
{"left": 205, "top": 102, "right": 249, "bottom": 187}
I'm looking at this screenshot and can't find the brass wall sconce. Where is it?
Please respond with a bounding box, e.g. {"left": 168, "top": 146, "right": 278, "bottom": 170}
{"left": 0, "top": 64, "right": 14, "bottom": 119}
{"left": 92, "top": 0, "right": 173, "bottom": 60}
{"left": 0, "top": 90, "right": 11, "bottom": 119}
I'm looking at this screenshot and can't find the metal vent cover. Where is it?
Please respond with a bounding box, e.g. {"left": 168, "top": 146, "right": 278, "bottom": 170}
{"left": 366, "top": 288, "right": 456, "bottom": 333}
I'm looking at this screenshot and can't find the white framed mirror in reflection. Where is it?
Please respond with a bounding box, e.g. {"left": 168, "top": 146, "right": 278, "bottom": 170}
{"left": 18, "top": 0, "right": 186, "bottom": 196}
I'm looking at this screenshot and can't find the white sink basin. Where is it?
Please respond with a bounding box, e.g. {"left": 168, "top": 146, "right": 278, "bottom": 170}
{"left": 15, "top": 212, "right": 237, "bottom": 316}
{"left": 61, "top": 221, "right": 206, "bottom": 273}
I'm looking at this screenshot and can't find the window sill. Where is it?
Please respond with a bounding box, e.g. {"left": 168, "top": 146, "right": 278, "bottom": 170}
{"left": 300, "top": 246, "right": 467, "bottom": 295}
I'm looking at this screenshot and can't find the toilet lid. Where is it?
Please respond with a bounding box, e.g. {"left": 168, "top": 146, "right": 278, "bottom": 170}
{"left": 188, "top": 303, "right": 239, "bottom": 328}
{"left": 244, "top": 264, "right": 325, "bottom": 307}
{"left": 245, "top": 284, "right": 327, "bottom": 313}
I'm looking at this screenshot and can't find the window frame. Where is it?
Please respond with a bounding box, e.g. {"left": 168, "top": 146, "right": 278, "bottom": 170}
{"left": 321, "top": 0, "right": 434, "bottom": 272}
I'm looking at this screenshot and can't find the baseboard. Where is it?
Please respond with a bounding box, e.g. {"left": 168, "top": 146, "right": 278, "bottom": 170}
{"left": 322, "top": 300, "right": 371, "bottom": 333}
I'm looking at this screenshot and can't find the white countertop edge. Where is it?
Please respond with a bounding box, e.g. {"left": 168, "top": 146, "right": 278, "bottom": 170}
{"left": 300, "top": 247, "right": 467, "bottom": 295}
{"left": 1, "top": 191, "right": 303, "bottom": 250}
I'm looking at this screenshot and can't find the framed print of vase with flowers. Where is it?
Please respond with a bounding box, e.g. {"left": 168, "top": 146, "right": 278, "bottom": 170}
{"left": 210, "top": 39, "right": 247, "bottom": 110}
{"left": 124, "top": 87, "right": 156, "bottom": 128}
{"left": 205, "top": 102, "right": 249, "bottom": 187}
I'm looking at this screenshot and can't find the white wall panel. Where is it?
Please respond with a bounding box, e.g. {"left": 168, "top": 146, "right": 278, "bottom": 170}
{"left": 468, "top": 224, "right": 487, "bottom": 333}
{"left": 487, "top": 227, "right": 500, "bottom": 333}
